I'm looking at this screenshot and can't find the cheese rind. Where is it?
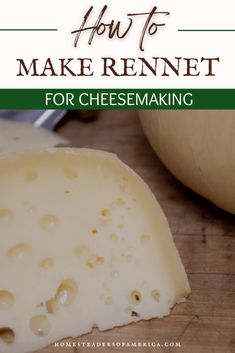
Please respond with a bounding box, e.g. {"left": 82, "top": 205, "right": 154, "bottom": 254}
{"left": 140, "top": 111, "right": 235, "bottom": 214}
{"left": 0, "top": 148, "right": 190, "bottom": 353}
{"left": 0, "top": 119, "right": 69, "bottom": 156}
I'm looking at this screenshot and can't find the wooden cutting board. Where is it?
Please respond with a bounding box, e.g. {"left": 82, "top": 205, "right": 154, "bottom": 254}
{"left": 37, "top": 112, "right": 235, "bottom": 353}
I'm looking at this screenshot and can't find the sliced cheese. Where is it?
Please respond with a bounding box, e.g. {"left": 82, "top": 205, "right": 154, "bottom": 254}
{"left": 0, "top": 148, "right": 190, "bottom": 353}
{"left": 0, "top": 119, "right": 69, "bottom": 156}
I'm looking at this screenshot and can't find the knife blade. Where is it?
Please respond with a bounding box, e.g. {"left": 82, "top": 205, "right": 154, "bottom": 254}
{"left": 0, "top": 110, "right": 67, "bottom": 130}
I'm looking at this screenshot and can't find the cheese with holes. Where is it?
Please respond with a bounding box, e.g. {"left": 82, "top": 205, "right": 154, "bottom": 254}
{"left": 0, "top": 119, "right": 69, "bottom": 155}
{"left": 0, "top": 148, "right": 190, "bottom": 353}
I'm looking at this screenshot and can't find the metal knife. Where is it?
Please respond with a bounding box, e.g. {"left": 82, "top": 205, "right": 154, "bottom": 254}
{"left": 0, "top": 110, "right": 67, "bottom": 130}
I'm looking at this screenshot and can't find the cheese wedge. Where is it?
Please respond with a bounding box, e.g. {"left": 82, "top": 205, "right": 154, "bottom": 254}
{"left": 0, "top": 148, "right": 190, "bottom": 353}
{"left": 0, "top": 118, "right": 69, "bottom": 156}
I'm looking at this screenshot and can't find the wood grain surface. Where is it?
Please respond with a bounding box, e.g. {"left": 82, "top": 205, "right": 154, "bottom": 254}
{"left": 38, "top": 111, "right": 235, "bottom": 353}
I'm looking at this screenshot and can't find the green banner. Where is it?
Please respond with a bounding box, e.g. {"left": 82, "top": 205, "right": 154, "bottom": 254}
{"left": 0, "top": 89, "right": 235, "bottom": 109}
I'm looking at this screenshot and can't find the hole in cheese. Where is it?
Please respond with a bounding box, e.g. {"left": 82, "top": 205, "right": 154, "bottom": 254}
{"left": 131, "top": 311, "right": 139, "bottom": 317}
{"left": 101, "top": 209, "right": 111, "bottom": 217}
{"left": 140, "top": 234, "right": 151, "bottom": 245}
{"left": 46, "top": 298, "right": 59, "bottom": 314}
{"left": 109, "top": 233, "right": 119, "bottom": 242}
{"left": 38, "top": 258, "right": 55, "bottom": 270}
{"left": 30, "top": 315, "right": 51, "bottom": 336}
{"left": 0, "top": 291, "right": 15, "bottom": 310}
{"left": 124, "top": 306, "right": 140, "bottom": 318}
{"left": 86, "top": 255, "right": 105, "bottom": 269}
{"left": 96, "top": 256, "right": 105, "bottom": 266}
{"left": 44, "top": 279, "right": 78, "bottom": 314}
{"left": 151, "top": 290, "right": 160, "bottom": 302}
{"left": 0, "top": 327, "right": 15, "bottom": 344}
{"left": 55, "top": 279, "right": 78, "bottom": 307}
{"left": 23, "top": 201, "right": 35, "bottom": 214}
{"left": 74, "top": 245, "right": 90, "bottom": 259}
{"left": 122, "top": 176, "right": 129, "bottom": 182}
{"left": 86, "top": 259, "right": 95, "bottom": 269}
{"left": 0, "top": 209, "right": 14, "bottom": 225}
{"left": 130, "top": 291, "right": 142, "bottom": 305}
{"left": 105, "top": 296, "right": 113, "bottom": 305}
{"left": 40, "top": 215, "right": 60, "bottom": 232}
{"left": 112, "top": 198, "right": 126, "bottom": 206}
{"left": 8, "top": 243, "right": 33, "bottom": 263}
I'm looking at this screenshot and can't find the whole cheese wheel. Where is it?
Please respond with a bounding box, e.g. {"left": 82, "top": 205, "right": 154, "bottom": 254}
{"left": 0, "top": 148, "right": 190, "bottom": 353}
{"left": 140, "top": 111, "right": 235, "bottom": 214}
